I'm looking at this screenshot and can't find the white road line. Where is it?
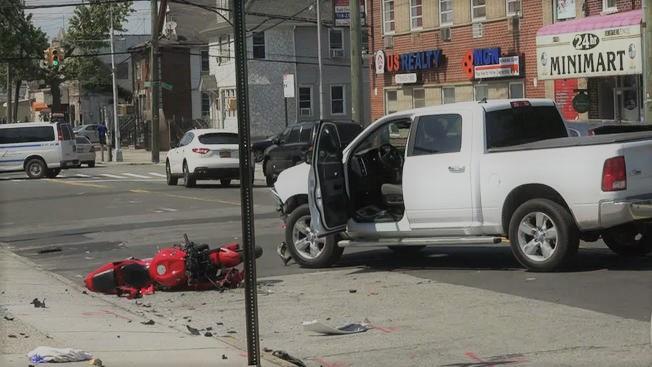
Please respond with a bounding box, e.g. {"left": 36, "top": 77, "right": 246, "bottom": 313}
{"left": 76, "top": 174, "right": 91, "bottom": 178}
{"left": 149, "top": 172, "right": 166, "bottom": 177}
{"left": 122, "top": 173, "right": 151, "bottom": 179}
{"left": 160, "top": 208, "right": 178, "bottom": 212}
{"left": 100, "top": 173, "right": 128, "bottom": 179}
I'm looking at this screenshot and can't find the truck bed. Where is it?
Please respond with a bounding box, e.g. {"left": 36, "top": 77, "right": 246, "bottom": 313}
{"left": 488, "top": 131, "right": 652, "bottom": 153}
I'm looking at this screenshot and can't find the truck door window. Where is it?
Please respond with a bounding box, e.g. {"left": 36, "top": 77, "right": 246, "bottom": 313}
{"left": 410, "top": 114, "right": 462, "bottom": 156}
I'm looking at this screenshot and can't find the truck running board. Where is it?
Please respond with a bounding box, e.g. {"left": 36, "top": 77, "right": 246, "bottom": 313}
{"left": 337, "top": 236, "right": 503, "bottom": 248}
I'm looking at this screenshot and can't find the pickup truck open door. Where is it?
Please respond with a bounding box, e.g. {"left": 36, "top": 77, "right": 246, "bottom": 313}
{"left": 308, "top": 122, "right": 349, "bottom": 237}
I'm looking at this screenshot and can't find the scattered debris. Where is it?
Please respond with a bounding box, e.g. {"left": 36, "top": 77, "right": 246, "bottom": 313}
{"left": 30, "top": 298, "right": 46, "bottom": 308}
{"left": 349, "top": 289, "right": 357, "bottom": 294}
{"left": 221, "top": 354, "right": 228, "bottom": 360}
{"left": 526, "top": 277, "right": 536, "bottom": 281}
{"left": 271, "top": 350, "right": 306, "bottom": 367}
{"left": 89, "top": 358, "right": 104, "bottom": 366}
{"left": 216, "top": 322, "right": 224, "bottom": 326}
{"left": 303, "top": 320, "right": 369, "bottom": 335}
{"left": 276, "top": 242, "right": 292, "bottom": 265}
{"left": 140, "top": 319, "right": 155, "bottom": 325}
{"left": 82, "top": 291, "right": 88, "bottom": 295}
{"left": 205, "top": 327, "right": 213, "bottom": 331}
{"left": 38, "top": 247, "right": 62, "bottom": 254}
{"left": 204, "top": 332, "right": 213, "bottom": 337}
{"left": 27, "top": 347, "right": 93, "bottom": 363}
{"left": 117, "top": 335, "right": 120, "bottom": 338}
{"left": 227, "top": 330, "right": 237, "bottom": 334}
{"left": 8, "top": 334, "right": 17, "bottom": 338}
{"left": 4, "top": 315, "right": 15, "bottom": 321}
{"left": 263, "top": 348, "right": 273, "bottom": 353}
{"left": 186, "top": 325, "right": 200, "bottom": 336}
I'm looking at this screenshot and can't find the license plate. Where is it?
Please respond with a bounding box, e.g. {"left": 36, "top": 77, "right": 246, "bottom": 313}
{"left": 219, "top": 151, "right": 231, "bottom": 158}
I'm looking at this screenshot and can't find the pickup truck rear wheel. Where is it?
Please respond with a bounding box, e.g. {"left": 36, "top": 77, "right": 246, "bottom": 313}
{"left": 602, "top": 223, "right": 652, "bottom": 256}
{"left": 509, "top": 199, "right": 579, "bottom": 272}
{"left": 285, "top": 204, "right": 343, "bottom": 268}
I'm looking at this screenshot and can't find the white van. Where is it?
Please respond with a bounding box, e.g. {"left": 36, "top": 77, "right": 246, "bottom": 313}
{"left": 0, "top": 122, "right": 78, "bottom": 178}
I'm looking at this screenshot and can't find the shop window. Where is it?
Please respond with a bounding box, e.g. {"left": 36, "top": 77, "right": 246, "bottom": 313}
{"left": 555, "top": 0, "right": 576, "bottom": 21}
{"left": 383, "top": 0, "right": 395, "bottom": 34}
{"left": 474, "top": 85, "right": 488, "bottom": 101}
{"left": 385, "top": 90, "right": 398, "bottom": 114}
{"left": 471, "top": 0, "right": 486, "bottom": 22}
{"left": 506, "top": 0, "right": 521, "bottom": 16}
{"left": 442, "top": 87, "right": 455, "bottom": 104}
{"left": 331, "top": 85, "right": 345, "bottom": 115}
{"left": 413, "top": 88, "right": 425, "bottom": 108}
{"left": 410, "top": 0, "right": 423, "bottom": 30}
{"left": 509, "top": 82, "right": 524, "bottom": 99}
{"left": 252, "top": 32, "right": 265, "bottom": 59}
{"left": 440, "top": 0, "right": 453, "bottom": 25}
{"left": 299, "top": 86, "right": 312, "bottom": 116}
{"left": 602, "top": 0, "right": 617, "bottom": 12}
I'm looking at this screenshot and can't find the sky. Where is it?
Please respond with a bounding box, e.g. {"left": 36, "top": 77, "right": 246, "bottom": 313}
{"left": 26, "top": 0, "right": 152, "bottom": 39}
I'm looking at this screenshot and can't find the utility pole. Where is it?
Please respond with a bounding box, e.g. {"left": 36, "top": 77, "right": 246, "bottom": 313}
{"left": 6, "top": 66, "right": 12, "bottom": 123}
{"left": 150, "top": 0, "right": 160, "bottom": 163}
{"left": 316, "top": 0, "right": 324, "bottom": 120}
{"left": 350, "top": 0, "right": 363, "bottom": 124}
{"left": 110, "top": 6, "right": 123, "bottom": 161}
{"left": 644, "top": 0, "right": 652, "bottom": 123}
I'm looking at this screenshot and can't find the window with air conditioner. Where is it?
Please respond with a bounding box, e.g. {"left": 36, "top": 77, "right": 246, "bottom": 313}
{"left": 471, "top": 0, "right": 486, "bottom": 22}
{"left": 331, "top": 85, "right": 345, "bottom": 115}
{"left": 252, "top": 32, "right": 265, "bottom": 59}
{"left": 506, "top": 0, "right": 521, "bottom": 16}
{"left": 383, "top": 0, "right": 395, "bottom": 34}
{"left": 385, "top": 90, "right": 398, "bottom": 114}
{"left": 440, "top": 0, "right": 453, "bottom": 26}
{"left": 329, "top": 29, "right": 344, "bottom": 58}
{"left": 410, "top": 0, "right": 423, "bottom": 30}
{"left": 299, "top": 86, "right": 312, "bottom": 116}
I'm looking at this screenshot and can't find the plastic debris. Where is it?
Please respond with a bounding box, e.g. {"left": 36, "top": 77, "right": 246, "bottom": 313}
{"left": 349, "top": 289, "right": 357, "bottom": 293}
{"left": 276, "top": 242, "right": 292, "bottom": 265}
{"left": 38, "top": 247, "right": 62, "bottom": 254}
{"left": 186, "top": 325, "right": 200, "bottom": 335}
{"left": 140, "top": 319, "right": 155, "bottom": 325}
{"left": 204, "top": 332, "right": 213, "bottom": 337}
{"left": 27, "top": 347, "right": 93, "bottom": 363}
{"left": 89, "top": 358, "right": 103, "bottom": 366}
{"left": 4, "top": 315, "right": 14, "bottom": 321}
{"left": 221, "top": 354, "right": 228, "bottom": 360}
{"left": 271, "top": 350, "right": 306, "bottom": 367}
{"left": 303, "top": 320, "right": 369, "bottom": 335}
{"left": 30, "top": 298, "right": 46, "bottom": 308}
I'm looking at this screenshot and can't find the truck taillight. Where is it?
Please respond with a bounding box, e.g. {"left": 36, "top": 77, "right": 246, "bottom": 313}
{"left": 602, "top": 156, "right": 627, "bottom": 192}
{"left": 192, "top": 147, "right": 209, "bottom": 154}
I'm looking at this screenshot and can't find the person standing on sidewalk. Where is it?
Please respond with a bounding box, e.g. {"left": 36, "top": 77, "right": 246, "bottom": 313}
{"left": 98, "top": 122, "right": 107, "bottom": 162}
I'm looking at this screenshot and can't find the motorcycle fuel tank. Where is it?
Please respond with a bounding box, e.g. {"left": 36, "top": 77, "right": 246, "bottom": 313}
{"left": 149, "top": 247, "right": 188, "bottom": 288}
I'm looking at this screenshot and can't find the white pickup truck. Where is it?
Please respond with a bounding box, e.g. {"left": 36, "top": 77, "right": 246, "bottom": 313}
{"left": 271, "top": 99, "right": 652, "bottom": 271}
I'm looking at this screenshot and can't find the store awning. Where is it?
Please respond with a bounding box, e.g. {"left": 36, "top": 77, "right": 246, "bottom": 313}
{"left": 537, "top": 9, "right": 642, "bottom": 37}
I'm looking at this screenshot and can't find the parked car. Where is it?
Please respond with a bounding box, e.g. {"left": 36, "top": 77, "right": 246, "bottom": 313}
{"left": 74, "top": 136, "right": 96, "bottom": 167}
{"left": 252, "top": 135, "right": 276, "bottom": 163}
{"left": 74, "top": 124, "right": 100, "bottom": 143}
{"left": 0, "top": 122, "right": 78, "bottom": 178}
{"left": 262, "top": 121, "right": 363, "bottom": 187}
{"left": 165, "top": 129, "right": 252, "bottom": 188}
{"left": 566, "top": 121, "right": 652, "bottom": 136}
{"left": 272, "top": 99, "right": 652, "bottom": 271}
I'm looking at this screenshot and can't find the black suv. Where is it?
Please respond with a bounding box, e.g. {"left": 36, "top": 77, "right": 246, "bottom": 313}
{"left": 262, "top": 120, "right": 362, "bottom": 186}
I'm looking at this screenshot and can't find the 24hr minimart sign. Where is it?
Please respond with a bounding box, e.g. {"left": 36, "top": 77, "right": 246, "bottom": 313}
{"left": 536, "top": 24, "right": 642, "bottom": 80}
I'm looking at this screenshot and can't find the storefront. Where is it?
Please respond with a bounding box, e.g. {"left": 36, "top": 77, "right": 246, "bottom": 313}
{"left": 536, "top": 10, "right": 643, "bottom": 122}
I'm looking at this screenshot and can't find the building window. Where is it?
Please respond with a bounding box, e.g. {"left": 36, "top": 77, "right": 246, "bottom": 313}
{"left": 474, "top": 85, "right": 488, "bottom": 101}
{"left": 413, "top": 88, "right": 425, "bottom": 108}
{"left": 329, "top": 29, "right": 344, "bottom": 57}
{"left": 218, "top": 35, "right": 231, "bottom": 65}
{"left": 440, "top": 0, "right": 453, "bottom": 25}
{"left": 555, "top": 0, "right": 576, "bottom": 20}
{"left": 201, "top": 92, "right": 210, "bottom": 117}
{"left": 506, "top": 0, "right": 521, "bottom": 16}
{"left": 299, "top": 86, "right": 312, "bottom": 116}
{"left": 383, "top": 0, "right": 395, "bottom": 34}
{"left": 509, "top": 82, "right": 524, "bottom": 98}
{"left": 216, "top": 0, "right": 230, "bottom": 20}
{"left": 410, "top": 0, "right": 423, "bottom": 30}
{"left": 385, "top": 90, "right": 398, "bottom": 114}
{"left": 471, "top": 0, "right": 486, "bottom": 21}
{"left": 330, "top": 85, "right": 345, "bottom": 115}
{"left": 252, "top": 32, "right": 265, "bottom": 59}
{"left": 442, "top": 87, "right": 455, "bottom": 104}
{"left": 201, "top": 50, "right": 209, "bottom": 73}
{"left": 602, "top": 0, "right": 616, "bottom": 12}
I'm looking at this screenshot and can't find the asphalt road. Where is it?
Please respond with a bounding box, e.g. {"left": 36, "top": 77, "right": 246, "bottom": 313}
{"left": 1, "top": 163, "right": 651, "bottom": 323}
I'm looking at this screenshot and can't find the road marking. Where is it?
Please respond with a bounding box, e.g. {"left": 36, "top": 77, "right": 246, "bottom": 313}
{"left": 149, "top": 172, "right": 166, "bottom": 177}
{"left": 129, "top": 189, "right": 150, "bottom": 193}
{"left": 100, "top": 173, "right": 128, "bottom": 179}
{"left": 75, "top": 174, "right": 91, "bottom": 178}
{"left": 128, "top": 188, "right": 239, "bottom": 206}
{"left": 123, "top": 173, "right": 151, "bottom": 179}
{"left": 159, "top": 207, "right": 178, "bottom": 212}
{"left": 45, "top": 179, "right": 109, "bottom": 189}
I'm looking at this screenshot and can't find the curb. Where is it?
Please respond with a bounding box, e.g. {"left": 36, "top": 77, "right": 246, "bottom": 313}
{"left": 0, "top": 245, "right": 294, "bottom": 367}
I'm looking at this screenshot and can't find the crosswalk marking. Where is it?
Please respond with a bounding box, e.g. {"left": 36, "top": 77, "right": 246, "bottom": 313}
{"left": 100, "top": 173, "right": 128, "bottom": 179}
{"left": 123, "top": 173, "right": 151, "bottom": 179}
{"left": 149, "top": 172, "right": 166, "bottom": 177}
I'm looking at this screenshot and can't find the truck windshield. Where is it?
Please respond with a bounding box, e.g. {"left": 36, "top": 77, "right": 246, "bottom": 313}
{"left": 485, "top": 106, "right": 568, "bottom": 149}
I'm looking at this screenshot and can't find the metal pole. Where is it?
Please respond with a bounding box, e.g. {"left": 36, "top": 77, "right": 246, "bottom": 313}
{"left": 110, "top": 7, "right": 123, "bottom": 161}
{"left": 233, "top": 0, "right": 260, "bottom": 365}
{"left": 6, "top": 66, "right": 12, "bottom": 123}
{"left": 350, "top": 0, "right": 363, "bottom": 124}
{"left": 284, "top": 97, "right": 288, "bottom": 127}
{"left": 150, "top": 0, "right": 160, "bottom": 162}
{"left": 644, "top": 0, "right": 652, "bottom": 123}
{"left": 316, "top": 0, "right": 324, "bottom": 120}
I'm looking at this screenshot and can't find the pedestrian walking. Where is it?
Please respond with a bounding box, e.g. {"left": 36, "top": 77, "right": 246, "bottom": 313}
{"left": 98, "top": 122, "right": 107, "bottom": 162}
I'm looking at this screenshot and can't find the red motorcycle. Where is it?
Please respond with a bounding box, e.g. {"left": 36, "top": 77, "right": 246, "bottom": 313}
{"left": 85, "top": 234, "right": 262, "bottom": 298}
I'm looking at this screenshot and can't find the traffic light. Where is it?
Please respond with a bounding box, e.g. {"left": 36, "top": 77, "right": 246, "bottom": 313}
{"left": 51, "top": 49, "right": 59, "bottom": 67}
{"left": 46, "top": 47, "right": 64, "bottom": 68}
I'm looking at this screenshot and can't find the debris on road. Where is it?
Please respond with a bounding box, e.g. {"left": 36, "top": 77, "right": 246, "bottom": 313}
{"left": 4, "top": 315, "right": 15, "bottom": 321}
{"left": 271, "top": 350, "right": 306, "bottom": 367}
{"left": 37, "top": 247, "right": 62, "bottom": 254}
{"left": 89, "top": 358, "right": 104, "bottom": 366}
{"left": 140, "top": 319, "right": 155, "bottom": 325}
{"left": 30, "top": 298, "right": 47, "bottom": 308}
{"left": 8, "top": 334, "right": 17, "bottom": 338}
{"left": 221, "top": 354, "right": 228, "bottom": 360}
{"left": 349, "top": 289, "right": 357, "bottom": 294}
{"left": 303, "top": 320, "right": 369, "bottom": 335}
{"left": 186, "top": 325, "right": 200, "bottom": 335}
{"left": 276, "top": 242, "right": 292, "bottom": 265}
{"left": 27, "top": 347, "right": 93, "bottom": 363}
{"left": 204, "top": 332, "right": 213, "bottom": 337}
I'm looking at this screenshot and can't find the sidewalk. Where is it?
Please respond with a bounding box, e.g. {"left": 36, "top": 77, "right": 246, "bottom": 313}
{"left": 0, "top": 247, "right": 285, "bottom": 367}
{"left": 96, "top": 147, "right": 166, "bottom": 166}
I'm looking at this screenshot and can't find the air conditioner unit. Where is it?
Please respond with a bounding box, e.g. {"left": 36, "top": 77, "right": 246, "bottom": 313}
{"left": 383, "top": 35, "right": 394, "bottom": 49}
{"left": 440, "top": 27, "right": 451, "bottom": 41}
{"left": 472, "top": 22, "right": 484, "bottom": 38}
{"left": 300, "top": 108, "right": 311, "bottom": 116}
{"left": 330, "top": 49, "right": 345, "bottom": 58}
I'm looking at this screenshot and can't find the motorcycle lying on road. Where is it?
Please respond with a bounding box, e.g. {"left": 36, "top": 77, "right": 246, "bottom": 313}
{"left": 85, "top": 234, "right": 263, "bottom": 299}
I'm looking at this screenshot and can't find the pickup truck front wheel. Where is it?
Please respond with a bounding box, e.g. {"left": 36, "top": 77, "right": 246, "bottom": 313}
{"left": 509, "top": 199, "right": 579, "bottom": 272}
{"left": 285, "top": 204, "right": 343, "bottom": 268}
{"left": 602, "top": 223, "right": 652, "bottom": 256}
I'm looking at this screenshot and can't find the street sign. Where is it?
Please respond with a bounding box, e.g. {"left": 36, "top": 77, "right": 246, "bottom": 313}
{"left": 572, "top": 92, "right": 591, "bottom": 113}
{"left": 334, "top": 0, "right": 366, "bottom": 26}
{"left": 283, "top": 74, "right": 295, "bottom": 98}
{"left": 395, "top": 73, "right": 417, "bottom": 84}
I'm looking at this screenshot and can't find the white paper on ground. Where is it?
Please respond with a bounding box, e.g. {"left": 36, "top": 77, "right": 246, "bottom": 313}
{"left": 302, "top": 320, "right": 369, "bottom": 335}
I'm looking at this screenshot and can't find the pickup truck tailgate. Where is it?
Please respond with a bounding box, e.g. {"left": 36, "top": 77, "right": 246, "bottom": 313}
{"left": 623, "top": 140, "right": 652, "bottom": 197}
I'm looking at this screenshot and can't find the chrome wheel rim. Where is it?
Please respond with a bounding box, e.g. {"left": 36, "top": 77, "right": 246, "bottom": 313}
{"left": 29, "top": 162, "right": 42, "bottom": 176}
{"left": 292, "top": 215, "right": 325, "bottom": 260}
{"left": 517, "top": 212, "right": 558, "bottom": 262}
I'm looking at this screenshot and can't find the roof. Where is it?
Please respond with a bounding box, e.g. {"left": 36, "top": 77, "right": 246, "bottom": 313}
{"left": 537, "top": 9, "right": 642, "bottom": 36}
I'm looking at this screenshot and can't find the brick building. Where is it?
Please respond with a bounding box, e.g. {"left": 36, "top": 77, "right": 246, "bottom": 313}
{"left": 369, "top": 0, "right": 544, "bottom": 120}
